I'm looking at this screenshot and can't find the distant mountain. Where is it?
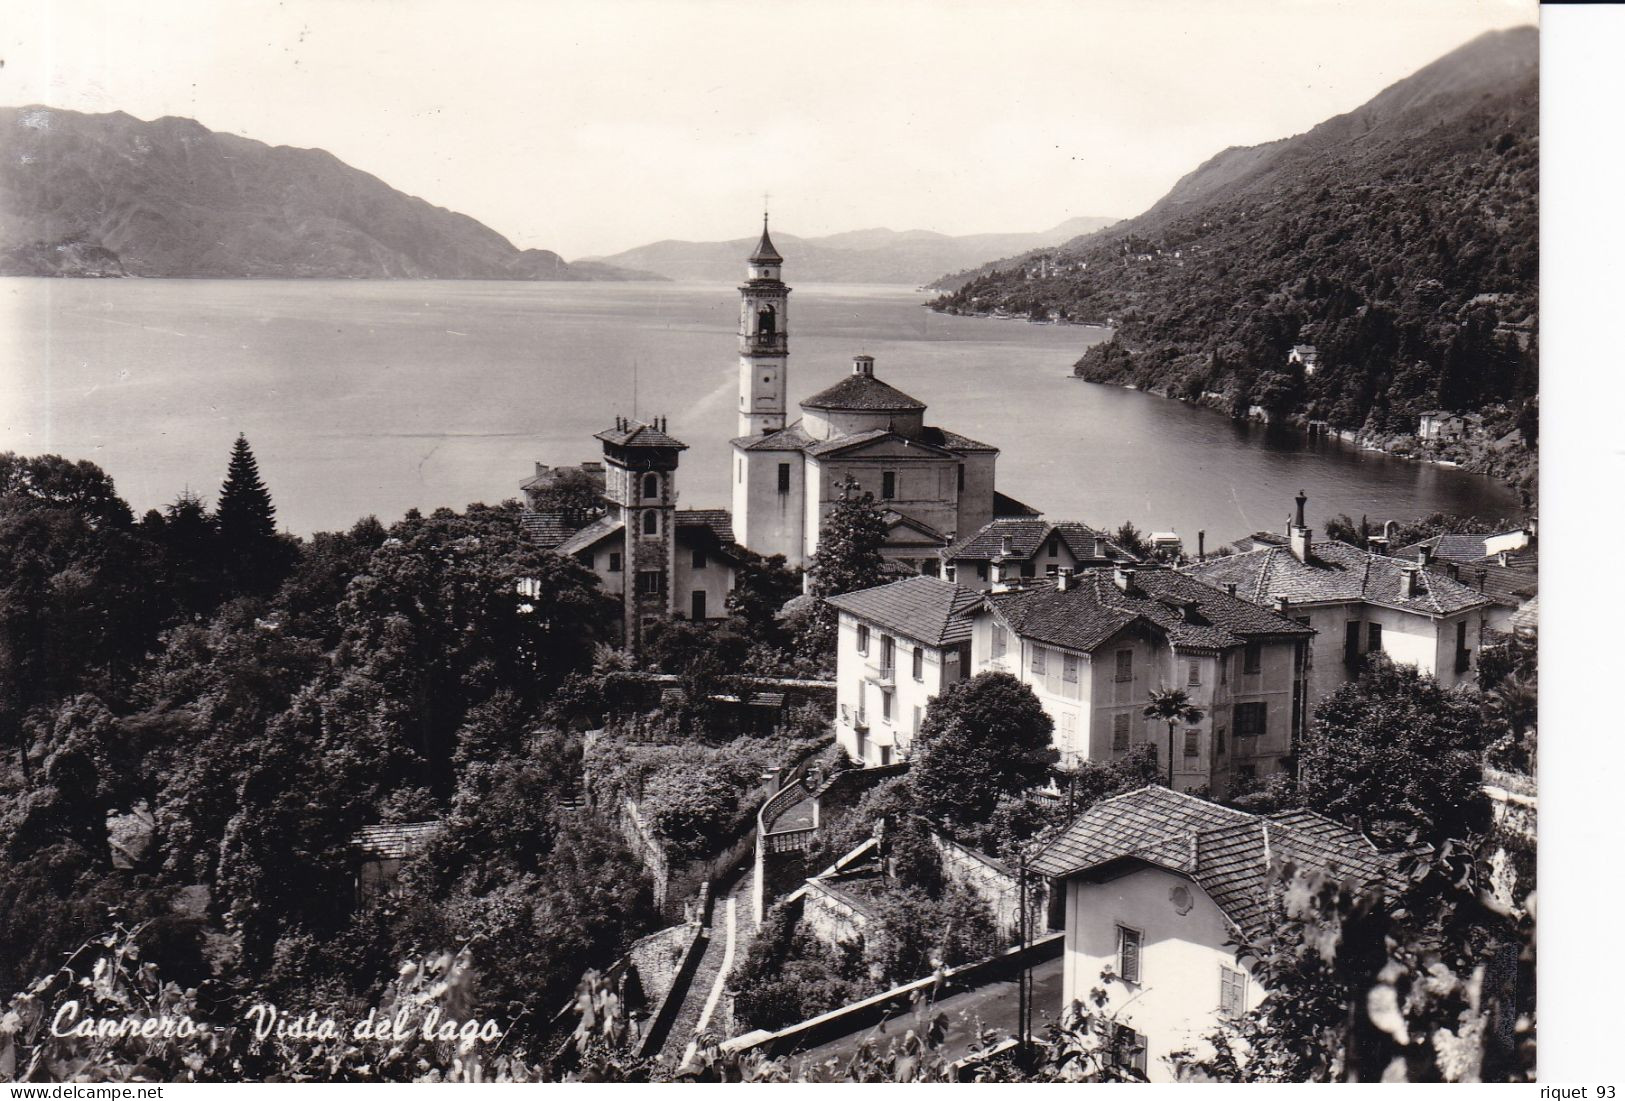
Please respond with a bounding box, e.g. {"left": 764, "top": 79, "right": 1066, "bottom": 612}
{"left": 586, "top": 215, "right": 1117, "bottom": 285}
{"left": 931, "top": 27, "right": 1538, "bottom": 476}
{"left": 0, "top": 106, "right": 657, "bottom": 280}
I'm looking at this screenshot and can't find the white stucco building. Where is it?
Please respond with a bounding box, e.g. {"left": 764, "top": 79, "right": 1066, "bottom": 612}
{"left": 728, "top": 220, "right": 1014, "bottom": 573}
{"left": 940, "top": 517, "right": 1133, "bottom": 591}
{"left": 1187, "top": 493, "right": 1494, "bottom": 711}
{"left": 824, "top": 565, "right": 1311, "bottom": 796}
{"left": 975, "top": 565, "right": 1312, "bottom": 795}
{"left": 825, "top": 576, "right": 980, "bottom": 766}
{"left": 1030, "top": 787, "right": 1399, "bottom": 1081}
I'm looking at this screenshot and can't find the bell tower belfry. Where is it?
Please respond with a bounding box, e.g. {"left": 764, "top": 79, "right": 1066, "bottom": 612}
{"left": 737, "top": 214, "right": 790, "bottom": 436}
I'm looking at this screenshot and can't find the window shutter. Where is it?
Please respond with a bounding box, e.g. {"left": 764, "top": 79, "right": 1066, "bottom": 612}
{"left": 1117, "top": 926, "right": 1142, "bottom": 983}
{"left": 1113, "top": 713, "right": 1131, "bottom": 751}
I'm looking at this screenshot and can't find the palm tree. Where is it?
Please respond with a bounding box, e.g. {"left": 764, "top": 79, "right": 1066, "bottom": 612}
{"left": 1144, "top": 687, "right": 1205, "bottom": 789}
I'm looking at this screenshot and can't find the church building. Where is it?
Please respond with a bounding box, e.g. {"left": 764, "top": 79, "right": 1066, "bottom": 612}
{"left": 729, "top": 217, "right": 1019, "bottom": 574}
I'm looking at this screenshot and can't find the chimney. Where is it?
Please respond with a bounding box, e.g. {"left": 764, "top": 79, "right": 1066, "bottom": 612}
{"left": 1113, "top": 565, "right": 1137, "bottom": 594}
{"left": 1383, "top": 519, "right": 1399, "bottom": 541}
{"left": 1197, "top": 530, "right": 1206, "bottom": 562}
{"left": 1000, "top": 533, "right": 1015, "bottom": 556}
{"left": 1289, "top": 522, "right": 1312, "bottom": 563}
{"left": 1226, "top": 582, "right": 1238, "bottom": 598}
{"left": 1418, "top": 544, "right": 1434, "bottom": 567}
{"left": 534, "top": 461, "right": 546, "bottom": 477}
{"left": 1497, "top": 550, "right": 1509, "bottom": 567}
{"left": 1400, "top": 566, "right": 1419, "bottom": 599}
{"left": 1294, "top": 490, "right": 1308, "bottom": 529}
{"left": 1367, "top": 535, "right": 1389, "bottom": 554}
{"left": 853, "top": 354, "right": 875, "bottom": 377}
{"left": 1273, "top": 595, "right": 1290, "bottom": 616}
{"left": 1094, "top": 534, "right": 1108, "bottom": 559}
{"left": 1448, "top": 562, "right": 1461, "bottom": 581}
{"left": 1056, "top": 567, "right": 1073, "bottom": 592}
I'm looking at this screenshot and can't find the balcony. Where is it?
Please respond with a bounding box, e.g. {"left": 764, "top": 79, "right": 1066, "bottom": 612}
{"left": 741, "top": 331, "right": 788, "bottom": 353}
{"left": 875, "top": 664, "right": 896, "bottom": 689}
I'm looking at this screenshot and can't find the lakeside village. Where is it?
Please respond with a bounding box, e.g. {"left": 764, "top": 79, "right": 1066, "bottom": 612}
{"left": 0, "top": 220, "right": 1536, "bottom": 1084}
{"left": 476, "top": 222, "right": 1534, "bottom": 1079}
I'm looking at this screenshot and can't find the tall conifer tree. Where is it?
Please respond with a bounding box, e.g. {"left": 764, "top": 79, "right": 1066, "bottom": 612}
{"left": 217, "top": 434, "right": 276, "bottom": 546}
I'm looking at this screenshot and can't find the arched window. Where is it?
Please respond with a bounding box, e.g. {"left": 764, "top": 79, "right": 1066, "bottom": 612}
{"left": 757, "top": 305, "right": 776, "bottom": 337}
{"left": 643, "top": 511, "right": 658, "bottom": 536}
{"left": 642, "top": 472, "right": 659, "bottom": 499}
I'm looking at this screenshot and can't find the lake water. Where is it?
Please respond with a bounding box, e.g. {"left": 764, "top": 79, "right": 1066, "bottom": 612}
{"left": 1, "top": 278, "right": 1519, "bottom": 542}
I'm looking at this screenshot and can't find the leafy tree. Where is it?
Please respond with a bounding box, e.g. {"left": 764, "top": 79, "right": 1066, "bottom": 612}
{"left": 527, "top": 466, "right": 604, "bottom": 518}
{"left": 1142, "top": 687, "right": 1204, "bottom": 788}
{"left": 1112, "top": 522, "right": 1150, "bottom": 559}
{"left": 1172, "top": 839, "right": 1533, "bottom": 1082}
{"left": 910, "top": 672, "right": 1055, "bottom": 828}
{"left": 806, "top": 476, "right": 891, "bottom": 601}
{"left": 1298, "top": 657, "right": 1487, "bottom": 845}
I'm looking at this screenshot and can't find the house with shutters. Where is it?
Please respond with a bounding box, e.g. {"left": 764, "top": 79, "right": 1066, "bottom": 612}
{"left": 824, "top": 565, "right": 1310, "bottom": 795}
{"left": 825, "top": 575, "right": 981, "bottom": 766}
{"left": 1031, "top": 786, "right": 1400, "bottom": 1082}
{"left": 939, "top": 517, "right": 1135, "bottom": 591}
{"left": 1187, "top": 493, "right": 1495, "bottom": 711}
{"left": 975, "top": 565, "right": 1312, "bottom": 795}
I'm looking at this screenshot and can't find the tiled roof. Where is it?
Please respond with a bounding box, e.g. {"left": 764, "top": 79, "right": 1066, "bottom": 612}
{"left": 941, "top": 518, "right": 1131, "bottom": 564}
{"left": 749, "top": 219, "right": 784, "bottom": 264}
{"left": 1428, "top": 550, "right": 1537, "bottom": 609}
{"left": 593, "top": 422, "right": 688, "bottom": 450}
{"left": 1030, "top": 788, "right": 1397, "bottom": 935}
{"left": 987, "top": 567, "right": 1313, "bottom": 655}
{"left": 1510, "top": 597, "right": 1538, "bottom": 633}
{"left": 555, "top": 514, "right": 623, "bottom": 556}
{"left": 801, "top": 373, "right": 927, "bottom": 412}
{"left": 880, "top": 509, "right": 950, "bottom": 545}
{"left": 993, "top": 491, "right": 1043, "bottom": 518}
{"left": 731, "top": 421, "right": 817, "bottom": 452}
{"left": 676, "top": 508, "right": 736, "bottom": 545}
{"left": 919, "top": 426, "right": 999, "bottom": 453}
{"left": 1186, "top": 540, "right": 1492, "bottom": 617}
{"left": 519, "top": 510, "right": 585, "bottom": 548}
{"left": 350, "top": 821, "right": 442, "bottom": 860}
{"left": 1231, "top": 531, "right": 1290, "bottom": 551}
{"left": 806, "top": 427, "right": 899, "bottom": 457}
{"left": 825, "top": 575, "right": 981, "bottom": 647}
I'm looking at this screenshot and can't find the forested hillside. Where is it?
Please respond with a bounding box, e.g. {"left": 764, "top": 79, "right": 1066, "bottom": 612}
{"left": 932, "top": 29, "right": 1537, "bottom": 477}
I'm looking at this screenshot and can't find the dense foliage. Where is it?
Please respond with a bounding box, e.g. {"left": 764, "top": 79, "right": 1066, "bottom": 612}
{"left": 0, "top": 450, "right": 658, "bottom": 1069}
{"left": 910, "top": 672, "right": 1056, "bottom": 828}
{"left": 1298, "top": 657, "right": 1489, "bottom": 846}
{"left": 933, "top": 38, "right": 1537, "bottom": 488}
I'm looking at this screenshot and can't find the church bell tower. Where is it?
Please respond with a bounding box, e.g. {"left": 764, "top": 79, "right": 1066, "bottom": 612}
{"left": 737, "top": 214, "right": 790, "bottom": 436}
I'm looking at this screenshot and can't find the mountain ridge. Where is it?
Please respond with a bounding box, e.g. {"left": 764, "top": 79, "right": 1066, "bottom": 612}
{"left": 0, "top": 105, "right": 658, "bottom": 280}
{"left": 929, "top": 26, "right": 1538, "bottom": 502}
{"left": 587, "top": 215, "right": 1118, "bottom": 284}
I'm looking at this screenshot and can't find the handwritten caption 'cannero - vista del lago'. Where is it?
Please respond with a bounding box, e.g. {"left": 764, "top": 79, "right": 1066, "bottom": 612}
{"left": 50, "top": 1002, "right": 504, "bottom": 1045}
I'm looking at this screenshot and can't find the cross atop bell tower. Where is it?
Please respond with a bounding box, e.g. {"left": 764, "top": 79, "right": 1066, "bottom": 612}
{"left": 738, "top": 211, "right": 790, "bottom": 436}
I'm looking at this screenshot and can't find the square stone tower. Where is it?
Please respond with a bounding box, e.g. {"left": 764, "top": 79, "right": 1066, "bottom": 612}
{"left": 594, "top": 417, "right": 687, "bottom": 656}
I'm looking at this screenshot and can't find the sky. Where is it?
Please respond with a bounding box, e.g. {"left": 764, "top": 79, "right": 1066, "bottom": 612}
{"left": 4, "top": 0, "right": 1534, "bottom": 258}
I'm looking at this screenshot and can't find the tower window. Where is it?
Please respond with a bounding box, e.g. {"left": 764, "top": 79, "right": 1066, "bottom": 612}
{"left": 642, "top": 511, "right": 658, "bottom": 537}
{"left": 642, "top": 472, "right": 660, "bottom": 499}
{"left": 882, "top": 471, "right": 897, "bottom": 500}
{"left": 957, "top": 464, "right": 965, "bottom": 492}
{"left": 757, "top": 305, "right": 776, "bottom": 336}
{"left": 636, "top": 570, "right": 662, "bottom": 595}
{"left": 777, "top": 463, "right": 791, "bottom": 494}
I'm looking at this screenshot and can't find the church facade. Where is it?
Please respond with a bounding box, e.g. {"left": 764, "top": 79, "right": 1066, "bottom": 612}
{"left": 729, "top": 219, "right": 1010, "bottom": 574}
